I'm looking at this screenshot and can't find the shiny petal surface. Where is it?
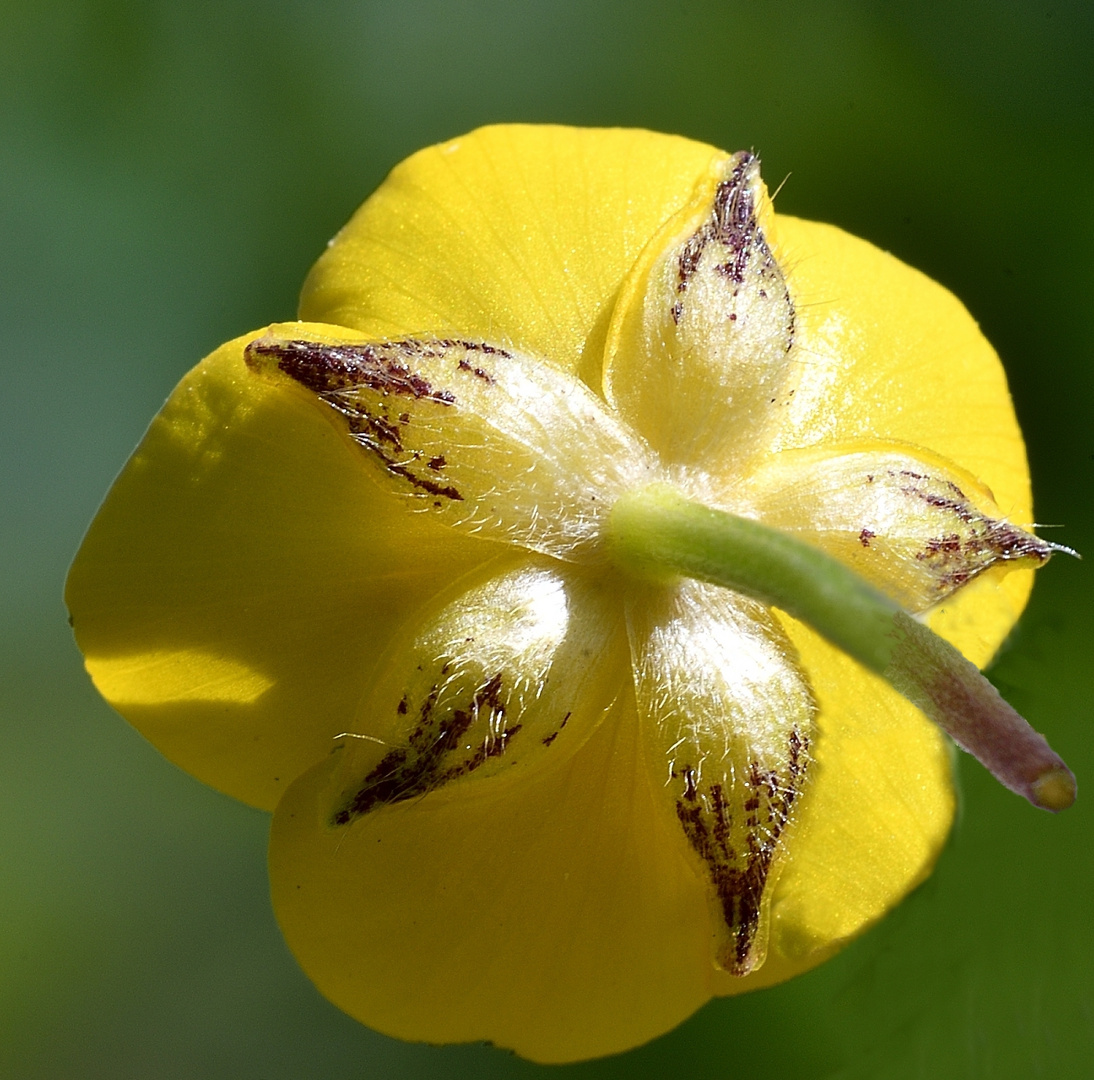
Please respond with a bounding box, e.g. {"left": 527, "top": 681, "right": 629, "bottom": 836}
{"left": 246, "top": 327, "right": 657, "bottom": 562}
{"left": 299, "top": 125, "right": 724, "bottom": 384}
{"left": 732, "top": 441, "right": 1051, "bottom": 613}
{"left": 750, "top": 211, "right": 1036, "bottom": 666}
{"left": 604, "top": 153, "right": 797, "bottom": 471}
{"left": 66, "top": 326, "right": 507, "bottom": 810}
{"left": 269, "top": 590, "right": 957, "bottom": 1062}
{"left": 761, "top": 214, "right": 1032, "bottom": 527}
{"left": 627, "top": 580, "right": 814, "bottom": 975}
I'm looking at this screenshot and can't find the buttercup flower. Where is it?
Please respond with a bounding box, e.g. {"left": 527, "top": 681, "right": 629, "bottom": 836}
{"left": 66, "top": 125, "right": 1073, "bottom": 1063}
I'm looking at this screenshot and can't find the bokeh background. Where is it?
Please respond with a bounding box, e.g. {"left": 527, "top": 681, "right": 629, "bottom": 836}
{"left": 2, "top": 1, "right": 1091, "bottom": 1077}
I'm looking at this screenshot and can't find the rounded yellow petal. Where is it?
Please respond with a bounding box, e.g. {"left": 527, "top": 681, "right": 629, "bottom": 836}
{"left": 270, "top": 683, "right": 720, "bottom": 1065}
{"left": 299, "top": 124, "right": 723, "bottom": 384}
{"left": 766, "top": 214, "right": 1032, "bottom": 528}
{"left": 66, "top": 324, "right": 507, "bottom": 810}
{"left": 268, "top": 594, "right": 957, "bottom": 1061}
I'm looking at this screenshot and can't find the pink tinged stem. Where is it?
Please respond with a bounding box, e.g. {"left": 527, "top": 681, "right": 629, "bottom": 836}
{"left": 885, "top": 611, "right": 1075, "bottom": 811}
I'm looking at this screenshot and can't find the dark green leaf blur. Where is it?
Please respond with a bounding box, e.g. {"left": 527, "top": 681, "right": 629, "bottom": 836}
{"left": 2, "top": 1, "right": 1091, "bottom": 1077}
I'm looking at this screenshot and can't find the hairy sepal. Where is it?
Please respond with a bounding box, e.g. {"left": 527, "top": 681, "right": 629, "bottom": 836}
{"left": 246, "top": 327, "right": 657, "bottom": 563}
{"left": 326, "top": 562, "right": 627, "bottom": 826}
{"left": 731, "top": 442, "right": 1054, "bottom": 612}
{"left": 604, "top": 153, "right": 797, "bottom": 472}
{"left": 627, "top": 579, "right": 814, "bottom": 974}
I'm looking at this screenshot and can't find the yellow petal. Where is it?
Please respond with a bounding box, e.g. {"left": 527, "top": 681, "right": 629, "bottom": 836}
{"left": 755, "top": 212, "right": 1037, "bottom": 666}
{"left": 299, "top": 125, "right": 724, "bottom": 385}
{"left": 727, "top": 613, "right": 956, "bottom": 994}
{"left": 269, "top": 585, "right": 957, "bottom": 1061}
{"left": 270, "top": 667, "right": 729, "bottom": 1065}
{"left": 66, "top": 325, "right": 508, "bottom": 810}
{"left": 67, "top": 126, "right": 1043, "bottom": 1061}
{"left": 764, "top": 214, "right": 1032, "bottom": 531}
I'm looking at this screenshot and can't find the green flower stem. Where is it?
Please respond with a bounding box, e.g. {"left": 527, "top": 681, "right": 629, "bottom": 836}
{"left": 609, "top": 484, "right": 1076, "bottom": 812}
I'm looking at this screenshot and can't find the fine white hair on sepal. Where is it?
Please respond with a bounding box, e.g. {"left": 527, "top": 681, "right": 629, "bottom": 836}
{"left": 604, "top": 151, "right": 799, "bottom": 474}
{"left": 245, "top": 333, "right": 660, "bottom": 564}
{"left": 324, "top": 563, "right": 626, "bottom": 827}
{"left": 626, "top": 578, "right": 814, "bottom": 975}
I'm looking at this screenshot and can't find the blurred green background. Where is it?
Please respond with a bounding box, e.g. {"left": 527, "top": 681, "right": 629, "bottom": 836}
{"left": 2, "top": 1, "right": 1091, "bottom": 1077}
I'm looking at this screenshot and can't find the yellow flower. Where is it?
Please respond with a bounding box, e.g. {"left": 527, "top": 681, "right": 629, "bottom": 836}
{"left": 67, "top": 125, "right": 1062, "bottom": 1062}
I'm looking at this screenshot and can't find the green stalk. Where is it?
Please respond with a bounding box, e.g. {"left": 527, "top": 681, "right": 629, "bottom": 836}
{"left": 609, "top": 484, "right": 1075, "bottom": 812}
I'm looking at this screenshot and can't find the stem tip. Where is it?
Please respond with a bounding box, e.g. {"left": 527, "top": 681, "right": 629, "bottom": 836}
{"left": 1031, "top": 767, "right": 1077, "bottom": 812}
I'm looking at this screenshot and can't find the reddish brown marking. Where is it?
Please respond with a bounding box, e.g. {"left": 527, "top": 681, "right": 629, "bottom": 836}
{"left": 246, "top": 337, "right": 457, "bottom": 404}
{"left": 333, "top": 672, "right": 516, "bottom": 825}
{"left": 669, "top": 154, "right": 795, "bottom": 355}
{"left": 542, "top": 709, "right": 572, "bottom": 748}
{"left": 859, "top": 528, "right": 876, "bottom": 547}
{"left": 456, "top": 356, "right": 496, "bottom": 383}
{"left": 886, "top": 468, "right": 1052, "bottom": 592}
{"left": 378, "top": 461, "right": 462, "bottom": 501}
{"left": 443, "top": 338, "right": 512, "bottom": 361}
{"left": 245, "top": 336, "right": 526, "bottom": 503}
{"left": 674, "top": 727, "right": 809, "bottom": 974}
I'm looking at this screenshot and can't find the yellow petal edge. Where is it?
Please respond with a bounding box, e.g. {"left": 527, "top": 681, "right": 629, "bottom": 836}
{"left": 66, "top": 125, "right": 1036, "bottom": 1062}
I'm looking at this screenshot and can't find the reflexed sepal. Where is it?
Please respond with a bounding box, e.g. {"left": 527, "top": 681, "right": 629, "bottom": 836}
{"left": 245, "top": 328, "right": 657, "bottom": 563}
{"left": 326, "top": 563, "right": 627, "bottom": 826}
{"left": 734, "top": 443, "right": 1055, "bottom": 611}
{"left": 604, "top": 152, "right": 797, "bottom": 471}
{"left": 627, "top": 579, "right": 814, "bottom": 973}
